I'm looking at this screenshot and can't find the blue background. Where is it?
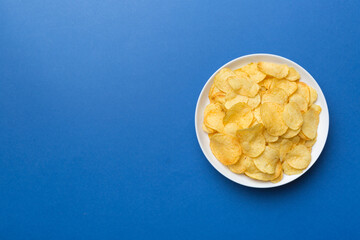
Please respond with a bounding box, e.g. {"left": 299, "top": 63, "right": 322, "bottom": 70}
{"left": 1, "top": 0, "right": 360, "bottom": 239}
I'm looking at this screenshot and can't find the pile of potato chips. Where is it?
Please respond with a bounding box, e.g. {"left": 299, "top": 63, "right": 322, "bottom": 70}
{"left": 203, "top": 62, "right": 321, "bottom": 183}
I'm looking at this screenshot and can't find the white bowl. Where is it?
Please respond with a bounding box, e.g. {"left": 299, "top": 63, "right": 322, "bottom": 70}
{"left": 195, "top": 54, "right": 329, "bottom": 188}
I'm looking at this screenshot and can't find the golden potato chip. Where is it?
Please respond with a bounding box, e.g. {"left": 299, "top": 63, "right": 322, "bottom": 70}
{"left": 264, "top": 130, "right": 278, "bottom": 142}
{"left": 304, "top": 136, "right": 317, "bottom": 148}
{"left": 228, "top": 154, "right": 248, "bottom": 174}
{"left": 296, "top": 82, "right": 310, "bottom": 105}
{"left": 301, "top": 104, "right": 321, "bottom": 140}
{"left": 245, "top": 159, "right": 282, "bottom": 181}
{"left": 261, "top": 87, "right": 288, "bottom": 105}
{"left": 236, "top": 123, "right": 266, "bottom": 157}
{"left": 282, "top": 127, "right": 301, "bottom": 138}
{"left": 204, "top": 103, "right": 225, "bottom": 132}
{"left": 298, "top": 131, "right": 310, "bottom": 140}
{"left": 224, "top": 94, "right": 248, "bottom": 109}
{"left": 258, "top": 62, "right": 289, "bottom": 79}
{"left": 249, "top": 118, "right": 260, "bottom": 127}
{"left": 283, "top": 160, "right": 303, "bottom": 175}
{"left": 223, "top": 102, "right": 253, "bottom": 129}
{"left": 247, "top": 94, "right": 261, "bottom": 109}
{"left": 289, "top": 93, "right": 308, "bottom": 112}
{"left": 239, "top": 63, "right": 266, "bottom": 83}
{"left": 286, "top": 67, "right": 300, "bottom": 81}
{"left": 227, "top": 75, "right": 260, "bottom": 97}
{"left": 253, "top": 146, "right": 280, "bottom": 174}
{"left": 271, "top": 169, "right": 283, "bottom": 183}
{"left": 283, "top": 102, "right": 303, "bottom": 130}
{"left": 210, "top": 133, "right": 242, "bottom": 165}
{"left": 259, "top": 78, "right": 273, "bottom": 89}
{"left": 308, "top": 85, "right": 318, "bottom": 106}
{"left": 234, "top": 68, "right": 250, "bottom": 78}
{"left": 252, "top": 106, "right": 263, "bottom": 123}
{"left": 260, "top": 102, "right": 288, "bottom": 136}
{"left": 285, "top": 144, "right": 311, "bottom": 169}
{"left": 214, "top": 68, "right": 235, "bottom": 93}
{"left": 279, "top": 139, "right": 294, "bottom": 162}
{"left": 289, "top": 135, "right": 301, "bottom": 145}
{"left": 271, "top": 79, "right": 298, "bottom": 96}
{"left": 223, "top": 123, "right": 238, "bottom": 136}
{"left": 267, "top": 138, "right": 282, "bottom": 152}
{"left": 203, "top": 123, "right": 215, "bottom": 133}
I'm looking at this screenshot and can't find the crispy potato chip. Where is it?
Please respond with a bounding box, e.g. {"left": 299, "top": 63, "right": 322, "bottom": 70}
{"left": 304, "top": 136, "right": 317, "bottom": 148}
{"left": 283, "top": 160, "right": 303, "bottom": 175}
{"left": 308, "top": 85, "right": 318, "bottom": 106}
{"left": 252, "top": 106, "right": 263, "bottom": 124}
{"left": 271, "top": 79, "right": 298, "bottom": 96}
{"left": 245, "top": 159, "right": 282, "bottom": 181}
{"left": 289, "top": 135, "right": 301, "bottom": 145}
{"left": 258, "top": 62, "right": 289, "bottom": 79}
{"left": 228, "top": 154, "right": 248, "bottom": 174}
{"left": 210, "top": 133, "right": 242, "bottom": 165}
{"left": 236, "top": 123, "right": 266, "bottom": 157}
{"left": 282, "top": 127, "right": 301, "bottom": 138}
{"left": 204, "top": 103, "right": 225, "bottom": 132}
{"left": 285, "top": 144, "right": 311, "bottom": 169}
{"left": 298, "top": 131, "right": 310, "bottom": 140}
{"left": 279, "top": 139, "right": 294, "bottom": 162}
{"left": 260, "top": 102, "right": 288, "bottom": 136}
{"left": 289, "top": 93, "right": 308, "bottom": 112}
{"left": 224, "top": 94, "right": 248, "bottom": 109}
{"left": 271, "top": 169, "right": 283, "bottom": 183}
{"left": 259, "top": 78, "right": 273, "bottom": 89}
{"left": 247, "top": 94, "right": 261, "bottom": 109}
{"left": 224, "top": 102, "right": 253, "bottom": 129}
{"left": 227, "top": 75, "right": 260, "bottom": 97}
{"left": 286, "top": 67, "right": 300, "bottom": 81}
{"left": 203, "top": 123, "right": 215, "bottom": 133}
{"left": 296, "top": 82, "right": 310, "bottom": 105}
{"left": 283, "top": 102, "right": 303, "bottom": 130}
{"left": 223, "top": 123, "right": 239, "bottom": 136}
{"left": 261, "top": 87, "right": 288, "bottom": 105}
{"left": 268, "top": 138, "right": 282, "bottom": 152}
{"left": 253, "top": 146, "right": 280, "bottom": 174}
{"left": 301, "top": 104, "right": 321, "bottom": 139}
{"left": 214, "top": 68, "right": 235, "bottom": 93}
{"left": 264, "top": 130, "right": 279, "bottom": 142}
{"left": 239, "top": 63, "right": 266, "bottom": 83}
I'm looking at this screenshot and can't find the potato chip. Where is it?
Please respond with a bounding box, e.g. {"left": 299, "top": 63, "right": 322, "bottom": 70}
{"left": 286, "top": 67, "right": 300, "bottom": 81}
{"left": 214, "top": 68, "right": 235, "bottom": 93}
{"left": 210, "top": 133, "right": 242, "bottom": 165}
{"left": 267, "top": 138, "right": 282, "bottom": 152}
{"left": 296, "top": 82, "right": 310, "bottom": 105}
{"left": 304, "top": 136, "right": 317, "bottom": 148}
{"left": 203, "top": 123, "right": 215, "bottom": 133}
{"left": 258, "top": 62, "right": 289, "bottom": 79}
{"left": 260, "top": 102, "right": 288, "bottom": 136}
{"left": 285, "top": 144, "right": 311, "bottom": 169}
{"left": 223, "top": 102, "right": 253, "bottom": 129}
{"left": 282, "top": 127, "right": 301, "bottom": 138}
{"left": 227, "top": 75, "right": 260, "bottom": 97}
{"left": 259, "top": 78, "right": 273, "bottom": 89}
{"left": 271, "top": 169, "right": 283, "bottom": 183}
{"left": 301, "top": 104, "right": 321, "bottom": 140}
{"left": 209, "top": 85, "right": 226, "bottom": 104}
{"left": 239, "top": 63, "right": 266, "bottom": 83}
{"left": 308, "top": 85, "right": 318, "bottom": 106}
{"left": 252, "top": 106, "right": 262, "bottom": 123}
{"left": 289, "top": 93, "right": 308, "bottom": 112}
{"left": 283, "top": 102, "right": 303, "bottom": 130}
{"left": 247, "top": 94, "right": 261, "bottom": 109}
{"left": 264, "top": 130, "right": 278, "bottom": 143}
{"left": 245, "top": 159, "right": 282, "bottom": 181}
{"left": 271, "top": 79, "right": 297, "bottom": 96}
{"left": 236, "top": 123, "right": 266, "bottom": 157}
{"left": 282, "top": 160, "right": 303, "bottom": 175}
{"left": 261, "top": 87, "right": 288, "bottom": 105}
{"left": 253, "top": 146, "right": 280, "bottom": 174}
{"left": 289, "top": 135, "right": 301, "bottom": 145}
{"left": 228, "top": 154, "right": 248, "bottom": 174}
{"left": 279, "top": 139, "right": 294, "bottom": 162}
{"left": 223, "top": 123, "right": 239, "bottom": 136}
{"left": 224, "top": 94, "right": 248, "bottom": 109}
{"left": 204, "top": 103, "right": 225, "bottom": 132}
{"left": 298, "top": 131, "right": 310, "bottom": 140}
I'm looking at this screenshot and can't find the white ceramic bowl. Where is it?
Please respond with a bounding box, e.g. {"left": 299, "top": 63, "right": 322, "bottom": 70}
{"left": 195, "top": 54, "right": 329, "bottom": 188}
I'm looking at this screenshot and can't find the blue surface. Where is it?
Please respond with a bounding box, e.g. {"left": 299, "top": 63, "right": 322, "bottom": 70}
{"left": 1, "top": 0, "right": 360, "bottom": 239}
